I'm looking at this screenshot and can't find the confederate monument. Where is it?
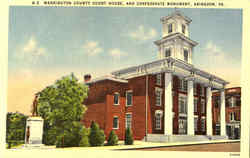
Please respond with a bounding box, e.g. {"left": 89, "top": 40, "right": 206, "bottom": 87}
{"left": 24, "top": 93, "right": 44, "bottom": 146}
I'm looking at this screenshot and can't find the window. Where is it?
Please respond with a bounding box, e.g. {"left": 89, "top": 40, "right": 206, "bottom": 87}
{"left": 113, "top": 116, "right": 119, "bottom": 129}
{"left": 229, "top": 97, "right": 236, "bottom": 107}
{"left": 178, "top": 117, "right": 187, "bottom": 134}
{"left": 155, "top": 88, "right": 162, "bottom": 106}
{"left": 194, "top": 84, "right": 197, "bottom": 95}
{"left": 114, "top": 93, "right": 119, "bottom": 105}
{"left": 230, "top": 112, "right": 236, "bottom": 121}
{"left": 125, "top": 113, "right": 132, "bottom": 129}
{"left": 126, "top": 91, "right": 133, "bottom": 106}
{"left": 194, "top": 98, "right": 198, "bottom": 113}
{"left": 179, "top": 96, "right": 187, "bottom": 114}
{"left": 201, "top": 118, "right": 206, "bottom": 132}
{"left": 201, "top": 99, "right": 205, "bottom": 114}
{"left": 182, "top": 24, "right": 186, "bottom": 34}
{"left": 168, "top": 23, "right": 173, "bottom": 33}
{"left": 156, "top": 74, "right": 162, "bottom": 86}
{"left": 155, "top": 113, "right": 162, "bottom": 130}
{"left": 194, "top": 117, "right": 198, "bottom": 131}
{"left": 200, "top": 86, "right": 205, "bottom": 96}
{"left": 179, "top": 79, "right": 187, "bottom": 92}
{"left": 184, "top": 49, "right": 188, "bottom": 62}
{"left": 165, "top": 48, "right": 171, "bottom": 57}
{"left": 214, "top": 96, "right": 220, "bottom": 108}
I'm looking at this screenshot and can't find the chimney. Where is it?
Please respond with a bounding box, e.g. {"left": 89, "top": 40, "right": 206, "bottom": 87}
{"left": 84, "top": 74, "right": 91, "bottom": 83}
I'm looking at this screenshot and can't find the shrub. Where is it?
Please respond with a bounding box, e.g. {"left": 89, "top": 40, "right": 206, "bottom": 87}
{"left": 124, "top": 128, "right": 133, "bottom": 145}
{"left": 107, "top": 130, "right": 118, "bottom": 146}
{"left": 89, "top": 121, "right": 105, "bottom": 146}
{"left": 79, "top": 127, "right": 90, "bottom": 147}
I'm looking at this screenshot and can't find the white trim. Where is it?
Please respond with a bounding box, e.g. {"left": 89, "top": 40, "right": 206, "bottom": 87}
{"left": 112, "top": 116, "right": 119, "bottom": 129}
{"left": 155, "top": 112, "right": 162, "bottom": 130}
{"left": 86, "top": 75, "right": 128, "bottom": 84}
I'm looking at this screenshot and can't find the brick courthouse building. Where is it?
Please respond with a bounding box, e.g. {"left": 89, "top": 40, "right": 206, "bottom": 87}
{"left": 82, "top": 11, "right": 231, "bottom": 142}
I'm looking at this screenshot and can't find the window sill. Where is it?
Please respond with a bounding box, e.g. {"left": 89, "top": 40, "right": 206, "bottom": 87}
{"left": 112, "top": 128, "right": 119, "bottom": 130}
{"left": 114, "top": 104, "right": 120, "bottom": 106}
{"left": 126, "top": 105, "right": 132, "bottom": 107}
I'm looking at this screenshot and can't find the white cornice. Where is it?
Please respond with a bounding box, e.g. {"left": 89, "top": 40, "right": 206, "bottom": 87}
{"left": 85, "top": 75, "right": 128, "bottom": 84}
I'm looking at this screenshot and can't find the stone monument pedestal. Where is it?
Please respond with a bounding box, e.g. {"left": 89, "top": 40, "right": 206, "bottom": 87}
{"left": 25, "top": 117, "right": 44, "bottom": 146}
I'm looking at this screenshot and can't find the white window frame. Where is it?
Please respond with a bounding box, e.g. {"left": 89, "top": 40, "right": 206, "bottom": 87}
{"left": 113, "top": 92, "right": 120, "bottom": 105}
{"left": 113, "top": 116, "right": 119, "bottom": 129}
{"left": 194, "top": 115, "right": 198, "bottom": 131}
{"left": 155, "top": 110, "right": 163, "bottom": 130}
{"left": 230, "top": 112, "right": 236, "bottom": 121}
{"left": 155, "top": 87, "right": 163, "bottom": 106}
{"left": 156, "top": 74, "right": 162, "bottom": 86}
{"left": 168, "top": 23, "right": 173, "bottom": 33}
{"left": 178, "top": 117, "right": 187, "bottom": 134}
{"left": 179, "top": 79, "right": 187, "bottom": 92}
{"left": 201, "top": 117, "right": 206, "bottom": 132}
{"left": 126, "top": 90, "right": 133, "bottom": 106}
{"left": 125, "top": 113, "right": 132, "bottom": 129}
{"left": 229, "top": 97, "right": 236, "bottom": 107}
{"left": 178, "top": 94, "right": 187, "bottom": 115}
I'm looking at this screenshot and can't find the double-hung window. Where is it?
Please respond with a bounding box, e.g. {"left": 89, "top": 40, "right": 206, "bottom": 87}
{"left": 156, "top": 74, "right": 162, "bottom": 86}
{"left": 201, "top": 99, "right": 205, "bottom": 114}
{"left": 155, "top": 113, "right": 162, "bottom": 130}
{"left": 126, "top": 91, "right": 133, "bottom": 106}
{"left": 125, "top": 113, "right": 132, "bottom": 129}
{"left": 155, "top": 88, "right": 162, "bottom": 106}
{"left": 114, "top": 93, "right": 119, "bottom": 105}
{"left": 201, "top": 117, "right": 206, "bottom": 132}
{"left": 113, "top": 116, "right": 119, "bottom": 129}
{"left": 179, "top": 96, "right": 187, "bottom": 114}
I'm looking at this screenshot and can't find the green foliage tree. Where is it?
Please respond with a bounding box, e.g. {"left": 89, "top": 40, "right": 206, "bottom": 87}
{"left": 37, "top": 73, "right": 88, "bottom": 147}
{"left": 107, "top": 130, "right": 118, "bottom": 146}
{"left": 124, "top": 128, "right": 133, "bottom": 145}
{"left": 89, "top": 121, "right": 105, "bottom": 146}
{"left": 6, "top": 112, "right": 28, "bottom": 148}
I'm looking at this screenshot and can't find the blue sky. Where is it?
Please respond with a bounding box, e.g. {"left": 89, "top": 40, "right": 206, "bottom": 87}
{"left": 8, "top": 7, "right": 242, "bottom": 114}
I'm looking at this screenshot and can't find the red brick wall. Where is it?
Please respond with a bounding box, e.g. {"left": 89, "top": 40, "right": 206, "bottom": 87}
{"left": 212, "top": 87, "right": 241, "bottom": 135}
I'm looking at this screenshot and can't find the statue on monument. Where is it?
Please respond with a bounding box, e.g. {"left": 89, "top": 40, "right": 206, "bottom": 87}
{"left": 31, "top": 93, "right": 39, "bottom": 117}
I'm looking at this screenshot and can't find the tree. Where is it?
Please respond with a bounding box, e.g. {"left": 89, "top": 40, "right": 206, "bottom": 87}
{"left": 37, "top": 73, "right": 88, "bottom": 147}
{"left": 107, "top": 130, "right": 118, "bottom": 146}
{"left": 124, "top": 128, "right": 133, "bottom": 145}
{"left": 6, "top": 112, "right": 28, "bottom": 148}
{"left": 89, "top": 121, "right": 105, "bottom": 146}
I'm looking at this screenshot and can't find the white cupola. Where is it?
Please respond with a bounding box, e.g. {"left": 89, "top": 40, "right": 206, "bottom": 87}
{"left": 154, "top": 10, "right": 198, "bottom": 64}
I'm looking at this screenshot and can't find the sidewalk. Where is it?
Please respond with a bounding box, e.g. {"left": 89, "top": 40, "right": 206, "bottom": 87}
{"left": 13, "top": 139, "right": 239, "bottom": 150}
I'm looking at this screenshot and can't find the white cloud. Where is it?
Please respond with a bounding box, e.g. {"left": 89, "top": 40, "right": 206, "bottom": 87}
{"left": 15, "top": 36, "right": 48, "bottom": 63}
{"left": 203, "top": 41, "right": 228, "bottom": 61}
{"left": 109, "top": 48, "right": 127, "bottom": 60}
{"left": 127, "top": 25, "right": 157, "bottom": 41}
{"left": 82, "top": 41, "right": 103, "bottom": 56}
